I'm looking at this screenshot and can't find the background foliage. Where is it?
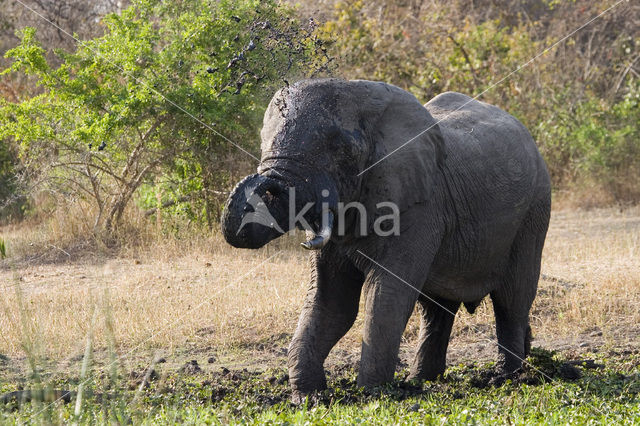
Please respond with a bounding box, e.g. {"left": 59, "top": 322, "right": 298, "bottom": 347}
{"left": 0, "top": 0, "right": 638, "bottom": 233}
{"left": 0, "top": 0, "right": 329, "bottom": 232}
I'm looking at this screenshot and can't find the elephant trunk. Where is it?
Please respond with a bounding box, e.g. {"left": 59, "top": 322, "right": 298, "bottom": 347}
{"left": 221, "top": 173, "right": 289, "bottom": 249}
{"left": 222, "top": 167, "right": 340, "bottom": 250}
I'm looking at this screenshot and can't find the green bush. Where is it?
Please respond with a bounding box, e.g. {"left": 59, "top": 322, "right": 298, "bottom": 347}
{"left": 0, "top": 140, "right": 15, "bottom": 203}
{"left": 537, "top": 81, "right": 640, "bottom": 199}
{"left": 0, "top": 0, "right": 329, "bottom": 232}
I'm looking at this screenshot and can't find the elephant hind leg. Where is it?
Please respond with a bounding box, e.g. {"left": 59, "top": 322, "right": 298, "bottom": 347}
{"left": 491, "top": 213, "right": 547, "bottom": 374}
{"left": 408, "top": 296, "right": 459, "bottom": 381}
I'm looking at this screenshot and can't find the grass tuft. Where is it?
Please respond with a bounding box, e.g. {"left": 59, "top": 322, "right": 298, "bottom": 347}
{"left": 0, "top": 237, "right": 6, "bottom": 259}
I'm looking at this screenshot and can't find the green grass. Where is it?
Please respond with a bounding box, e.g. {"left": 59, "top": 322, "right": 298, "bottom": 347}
{"left": 1, "top": 349, "right": 638, "bottom": 424}
{"left": 0, "top": 237, "right": 6, "bottom": 259}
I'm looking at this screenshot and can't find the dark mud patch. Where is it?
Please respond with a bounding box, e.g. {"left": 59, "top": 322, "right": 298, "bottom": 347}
{"left": 158, "top": 347, "right": 620, "bottom": 409}
{"left": 154, "top": 367, "right": 292, "bottom": 408}
{"left": 180, "top": 360, "right": 203, "bottom": 375}
{"left": 232, "top": 332, "right": 291, "bottom": 353}
{"left": 2, "top": 347, "right": 637, "bottom": 412}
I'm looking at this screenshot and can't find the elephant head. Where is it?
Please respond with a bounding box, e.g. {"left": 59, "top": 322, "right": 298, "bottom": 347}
{"left": 221, "top": 79, "right": 445, "bottom": 249}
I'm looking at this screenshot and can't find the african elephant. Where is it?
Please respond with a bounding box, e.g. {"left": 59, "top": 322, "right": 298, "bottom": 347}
{"left": 221, "top": 79, "right": 551, "bottom": 401}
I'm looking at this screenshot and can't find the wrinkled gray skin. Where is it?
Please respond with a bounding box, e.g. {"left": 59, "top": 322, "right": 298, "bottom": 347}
{"left": 221, "top": 79, "right": 551, "bottom": 402}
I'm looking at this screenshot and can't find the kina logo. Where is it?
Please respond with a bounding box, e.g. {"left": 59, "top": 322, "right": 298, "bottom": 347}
{"left": 237, "top": 187, "right": 284, "bottom": 235}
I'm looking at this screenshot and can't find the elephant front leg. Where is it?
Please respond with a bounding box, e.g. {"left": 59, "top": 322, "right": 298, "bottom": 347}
{"left": 355, "top": 218, "right": 441, "bottom": 389}
{"left": 288, "top": 250, "right": 363, "bottom": 402}
{"left": 357, "top": 274, "right": 421, "bottom": 388}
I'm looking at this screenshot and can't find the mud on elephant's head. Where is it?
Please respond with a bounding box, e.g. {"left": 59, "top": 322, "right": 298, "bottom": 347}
{"left": 221, "top": 79, "right": 445, "bottom": 250}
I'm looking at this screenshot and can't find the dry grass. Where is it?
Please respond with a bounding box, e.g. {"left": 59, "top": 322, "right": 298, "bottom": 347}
{"left": 0, "top": 236, "right": 307, "bottom": 361}
{"left": 0, "top": 206, "right": 638, "bottom": 379}
{"left": 535, "top": 207, "right": 640, "bottom": 342}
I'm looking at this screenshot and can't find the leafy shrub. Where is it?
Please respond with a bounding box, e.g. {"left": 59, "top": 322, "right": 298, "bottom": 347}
{"left": 538, "top": 81, "right": 640, "bottom": 200}
{"left": 0, "top": 0, "right": 329, "bottom": 232}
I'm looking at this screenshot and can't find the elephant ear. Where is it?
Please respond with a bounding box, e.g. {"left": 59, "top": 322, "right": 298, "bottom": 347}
{"left": 349, "top": 81, "right": 446, "bottom": 236}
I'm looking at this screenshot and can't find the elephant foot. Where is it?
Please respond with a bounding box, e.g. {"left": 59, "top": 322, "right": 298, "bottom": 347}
{"left": 488, "top": 368, "right": 523, "bottom": 387}
{"left": 290, "top": 388, "right": 329, "bottom": 406}
{"left": 290, "top": 390, "right": 309, "bottom": 406}
{"left": 288, "top": 372, "right": 327, "bottom": 405}
{"left": 356, "top": 372, "right": 394, "bottom": 390}
{"left": 407, "top": 363, "right": 446, "bottom": 382}
{"left": 406, "top": 371, "right": 444, "bottom": 383}
{"left": 488, "top": 355, "right": 524, "bottom": 386}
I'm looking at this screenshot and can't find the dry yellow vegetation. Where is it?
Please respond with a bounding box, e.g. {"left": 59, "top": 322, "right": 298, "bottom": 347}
{"left": 0, "top": 207, "right": 638, "bottom": 378}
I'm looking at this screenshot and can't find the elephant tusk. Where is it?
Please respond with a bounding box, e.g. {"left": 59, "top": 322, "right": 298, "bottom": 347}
{"left": 300, "top": 210, "right": 334, "bottom": 250}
